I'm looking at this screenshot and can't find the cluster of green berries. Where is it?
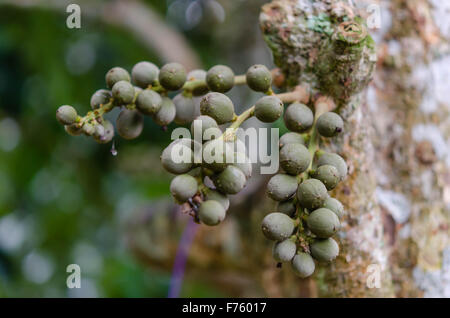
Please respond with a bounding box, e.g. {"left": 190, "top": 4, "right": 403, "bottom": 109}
{"left": 262, "top": 100, "right": 346, "bottom": 278}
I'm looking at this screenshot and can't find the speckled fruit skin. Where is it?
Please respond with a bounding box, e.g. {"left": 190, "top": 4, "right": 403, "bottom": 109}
{"left": 213, "top": 165, "right": 247, "bottom": 194}
{"left": 203, "top": 188, "right": 230, "bottom": 210}
{"left": 283, "top": 103, "right": 314, "bottom": 133}
{"left": 187, "top": 69, "right": 209, "bottom": 96}
{"left": 173, "top": 93, "right": 196, "bottom": 125}
{"left": 136, "top": 90, "right": 162, "bottom": 116}
{"left": 313, "top": 164, "right": 340, "bottom": 190}
{"left": 279, "top": 143, "right": 311, "bottom": 175}
{"left": 267, "top": 174, "right": 298, "bottom": 201}
{"left": 246, "top": 64, "right": 272, "bottom": 92}
{"left": 200, "top": 92, "right": 235, "bottom": 124}
{"left": 297, "top": 179, "right": 328, "bottom": 210}
{"left": 307, "top": 208, "right": 340, "bottom": 238}
{"left": 170, "top": 174, "right": 198, "bottom": 203}
{"left": 317, "top": 112, "right": 344, "bottom": 137}
{"left": 279, "top": 132, "right": 305, "bottom": 148}
{"left": 153, "top": 97, "right": 176, "bottom": 126}
{"left": 94, "top": 120, "right": 114, "bottom": 144}
{"left": 291, "top": 253, "right": 315, "bottom": 278}
{"left": 198, "top": 200, "right": 226, "bottom": 226}
{"left": 261, "top": 212, "right": 295, "bottom": 241}
{"left": 323, "top": 197, "right": 344, "bottom": 218}
{"left": 317, "top": 152, "right": 348, "bottom": 181}
{"left": 159, "top": 62, "right": 187, "bottom": 90}
{"left": 206, "top": 65, "right": 235, "bottom": 93}
{"left": 116, "top": 109, "right": 144, "bottom": 140}
{"left": 273, "top": 239, "right": 297, "bottom": 262}
{"left": 190, "top": 115, "right": 219, "bottom": 142}
{"left": 161, "top": 140, "right": 194, "bottom": 175}
{"left": 254, "top": 96, "right": 283, "bottom": 123}
{"left": 277, "top": 199, "right": 296, "bottom": 216}
{"left": 106, "top": 67, "right": 130, "bottom": 89}
{"left": 202, "top": 139, "right": 231, "bottom": 173}
{"left": 310, "top": 238, "right": 339, "bottom": 262}
{"left": 56, "top": 105, "right": 77, "bottom": 125}
{"left": 90, "top": 89, "right": 112, "bottom": 110}
{"left": 132, "top": 61, "right": 159, "bottom": 88}
{"left": 112, "top": 80, "right": 135, "bottom": 105}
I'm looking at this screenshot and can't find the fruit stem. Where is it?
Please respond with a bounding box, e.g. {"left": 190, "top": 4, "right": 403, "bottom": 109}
{"left": 234, "top": 74, "right": 247, "bottom": 85}
{"left": 223, "top": 106, "right": 255, "bottom": 141}
{"left": 78, "top": 100, "right": 114, "bottom": 127}
{"left": 276, "top": 85, "right": 309, "bottom": 104}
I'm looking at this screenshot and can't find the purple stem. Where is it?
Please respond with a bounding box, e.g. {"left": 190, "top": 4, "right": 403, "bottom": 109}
{"left": 167, "top": 218, "right": 199, "bottom": 298}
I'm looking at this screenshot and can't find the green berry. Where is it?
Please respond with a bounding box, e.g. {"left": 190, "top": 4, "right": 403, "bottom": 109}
{"left": 136, "top": 90, "right": 162, "bottom": 116}
{"left": 200, "top": 92, "right": 235, "bottom": 124}
{"left": 297, "top": 179, "right": 328, "bottom": 210}
{"left": 202, "top": 139, "right": 232, "bottom": 172}
{"left": 307, "top": 208, "right": 340, "bottom": 238}
{"left": 284, "top": 103, "right": 313, "bottom": 133}
{"left": 198, "top": 200, "right": 226, "bottom": 226}
{"left": 317, "top": 153, "right": 348, "bottom": 181}
{"left": 206, "top": 65, "right": 234, "bottom": 93}
{"left": 90, "top": 89, "right": 111, "bottom": 109}
{"left": 246, "top": 64, "right": 272, "bottom": 92}
{"left": 187, "top": 69, "right": 209, "bottom": 96}
{"left": 159, "top": 62, "right": 187, "bottom": 90}
{"left": 112, "top": 81, "right": 135, "bottom": 105}
{"left": 313, "top": 165, "right": 340, "bottom": 190}
{"left": 116, "top": 109, "right": 144, "bottom": 140}
{"left": 267, "top": 174, "right": 298, "bottom": 202}
{"left": 190, "top": 115, "right": 219, "bottom": 141}
{"left": 161, "top": 139, "right": 194, "bottom": 174}
{"left": 203, "top": 188, "right": 230, "bottom": 211}
{"left": 213, "top": 165, "right": 247, "bottom": 195}
{"left": 277, "top": 199, "right": 296, "bottom": 217}
{"left": 317, "top": 112, "right": 344, "bottom": 137}
{"left": 291, "top": 253, "right": 315, "bottom": 278}
{"left": 56, "top": 105, "right": 77, "bottom": 125}
{"left": 64, "top": 124, "right": 82, "bottom": 136}
{"left": 273, "top": 239, "right": 296, "bottom": 262}
{"left": 254, "top": 96, "right": 283, "bottom": 123}
{"left": 153, "top": 97, "right": 176, "bottom": 126}
{"left": 233, "top": 152, "right": 252, "bottom": 179}
{"left": 131, "top": 61, "right": 159, "bottom": 88}
{"left": 170, "top": 174, "right": 198, "bottom": 203}
{"left": 310, "top": 238, "right": 339, "bottom": 262}
{"left": 261, "top": 212, "right": 295, "bottom": 241}
{"left": 323, "top": 197, "right": 344, "bottom": 219}
{"left": 279, "top": 132, "right": 305, "bottom": 148}
{"left": 173, "top": 94, "right": 196, "bottom": 125}
{"left": 94, "top": 120, "right": 114, "bottom": 144}
{"left": 106, "top": 67, "right": 130, "bottom": 89}
{"left": 82, "top": 123, "right": 95, "bottom": 136}
{"left": 279, "top": 143, "right": 311, "bottom": 175}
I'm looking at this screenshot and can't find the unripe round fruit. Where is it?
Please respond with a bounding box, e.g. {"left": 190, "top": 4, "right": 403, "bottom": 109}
{"left": 297, "top": 179, "right": 328, "bottom": 210}
{"left": 277, "top": 199, "right": 296, "bottom": 216}
{"left": 310, "top": 238, "right": 339, "bottom": 262}
{"left": 90, "top": 89, "right": 112, "bottom": 109}
{"left": 272, "top": 239, "right": 296, "bottom": 262}
{"left": 153, "top": 97, "right": 176, "bottom": 126}
{"left": 233, "top": 152, "right": 252, "bottom": 179}
{"left": 261, "top": 212, "right": 295, "bottom": 241}
{"left": 213, "top": 165, "right": 246, "bottom": 195}
{"left": 291, "top": 253, "right": 315, "bottom": 278}
{"left": 254, "top": 96, "right": 283, "bottom": 123}
{"left": 323, "top": 197, "right": 344, "bottom": 219}
{"left": 246, "top": 64, "right": 272, "bottom": 92}
{"left": 161, "top": 140, "right": 194, "bottom": 174}
{"left": 131, "top": 61, "right": 159, "bottom": 88}
{"left": 170, "top": 174, "right": 198, "bottom": 203}
{"left": 112, "top": 81, "right": 135, "bottom": 105}
{"left": 159, "top": 62, "right": 187, "bottom": 91}
{"left": 187, "top": 69, "right": 209, "bottom": 96}
{"left": 206, "top": 65, "right": 235, "bottom": 93}
{"left": 307, "top": 208, "right": 340, "bottom": 238}
{"left": 317, "top": 112, "right": 344, "bottom": 137}
{"left": 284, "top": 103, "right": 314, "bottom": 133}
{"left": 200, "top": 92, "right": 234, "bottom": 124}
{"left": 317, "top": 153, "right": 348, "bottom": 181}
{"left": 56, "top": 105, "right": 77, "bottom": 125}
{"left": 94, "top": 120, "right": 114, "bottom": 144}
{"left": 116, "top": 109, "right": 144, "bottom": 140}
{"left": 64, "top": 124, "right": 82, "bottom": 136}
{"left": 313, "top": 164, "right": 340, "bottom": 190}
{"left": 173, "top": 93, "right": 196, "bottom": 125}
{"left": 267, "top": 174, "right": 298, "bottom": 202}
{"left": 106, "top": 67, "right": 130, "bottom": 89}
{"left": 93, "top": 124, "right": 105, "bottom": 139}
{"left": 82, "top": 123, "right": 95, "bottom": 136}
{"left": 190, "top": 115, "right": 219, "bottom": 141}
{"left": 279, "top": 132, "right": 305, "bottom": 148}
{"left": 202, "top": 139, "right": 231, "bottom": 172}
{"left": 279, "top": 143, "right": 311, "bottom": 175}
{"left": 136, "top": 90, "right": 162, "bottom": 116}
{"left": 203, "top": 188, "right": 230, "bottom": 211}
{"left": 198, "top": 200, "right": 226, "bottom": 226}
